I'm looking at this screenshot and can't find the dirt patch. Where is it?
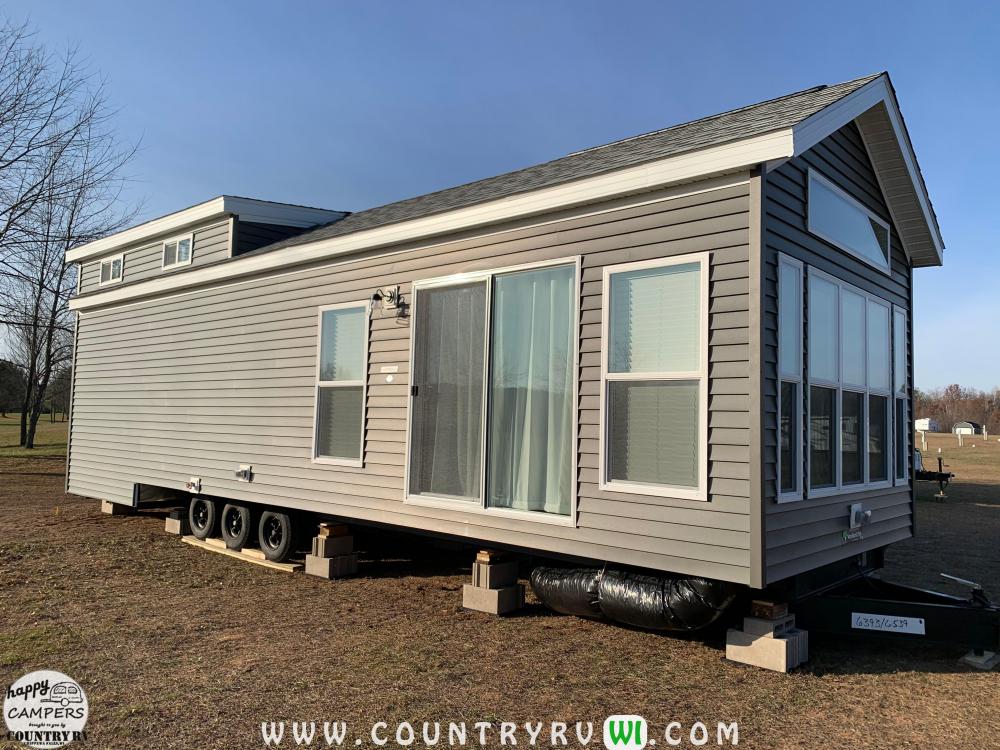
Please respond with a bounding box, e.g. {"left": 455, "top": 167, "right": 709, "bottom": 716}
{"left": 1, "top": 434, "right": 998, "bottom": 749}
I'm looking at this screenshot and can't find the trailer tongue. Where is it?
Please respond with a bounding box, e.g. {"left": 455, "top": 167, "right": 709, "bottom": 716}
{"left": 793, "top": 572, "right": 1000, "bottom": 666}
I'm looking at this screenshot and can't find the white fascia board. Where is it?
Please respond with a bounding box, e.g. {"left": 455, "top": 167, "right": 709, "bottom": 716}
{"left": 791, "top": 74, "right": 944, "bottom": 264}
{"left": 69, "top": 130, "right": 793, "bottom": 312}
{"left": 66, "top": 196, "right": 346, "bottom": 263}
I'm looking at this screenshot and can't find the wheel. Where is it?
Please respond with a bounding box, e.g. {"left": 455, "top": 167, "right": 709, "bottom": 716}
{"left": 220, "top": 503, "right": 253, "bottom": 550}
{"left": 258, "top": 510, "right": 294, "bottom": 562}
{"left": 188, "top": 497, "right": 219, "bottom": 540}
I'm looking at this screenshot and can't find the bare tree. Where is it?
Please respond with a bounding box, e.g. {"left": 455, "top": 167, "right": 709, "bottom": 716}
{"left": 0, "top": 16, "right": 138, "bottom": 448}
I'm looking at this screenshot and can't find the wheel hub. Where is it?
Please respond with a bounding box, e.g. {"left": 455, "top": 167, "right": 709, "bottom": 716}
{"left": 263, "top": 517, "right": 283, "bottom": 549}
{"left": 192, "top": 501, "right": 208, "bottom": 530}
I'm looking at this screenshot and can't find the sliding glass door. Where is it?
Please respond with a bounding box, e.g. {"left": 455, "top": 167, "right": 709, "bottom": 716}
{"left": 407, "top": 261, "right": 576, "bottom": 518}
{"left": 408, "top": 280, "right": 488, "bottom": 501}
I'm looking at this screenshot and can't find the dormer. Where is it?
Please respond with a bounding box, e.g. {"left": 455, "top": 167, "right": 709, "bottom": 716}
{"left": 68, "top": 196, "right": 347, "bottom": 295}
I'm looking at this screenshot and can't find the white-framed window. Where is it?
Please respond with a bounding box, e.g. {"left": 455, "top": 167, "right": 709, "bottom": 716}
{"left": 312, "top": 301, "right": 369, "bottom": 466}
{"left": 893, "top": 306, "right": 909, "bottom": 485}
{"left": 599, "top": 253, "right": 709, "bottom": 502}
{"left": 98, "top": 254, "right": 124, "bottom": 286}
{"left": 807, "top": 269, "right": 893, "bottom": 496}
{"left": 777, "top": 254, "right": 804, "bottom": 502}
{"left": 404, "top": 257, "right": 579, "bottom": 523}
{"left": 161, "top": 233, "right": 194, "bottom": 269}
{"left": 808, "top": 169, "right": 891, "bottom": 274}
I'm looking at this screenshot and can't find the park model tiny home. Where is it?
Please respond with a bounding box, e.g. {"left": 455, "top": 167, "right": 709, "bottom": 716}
{"left": 66, "top": 73, "right": 943, "bottom": 589}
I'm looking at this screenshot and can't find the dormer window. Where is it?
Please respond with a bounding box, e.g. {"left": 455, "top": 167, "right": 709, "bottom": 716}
{"left": 162, "top": 233, "right": 193, "bottom": 269}
{"left": 99, "top": 254, "right": 124, "bottom": 286}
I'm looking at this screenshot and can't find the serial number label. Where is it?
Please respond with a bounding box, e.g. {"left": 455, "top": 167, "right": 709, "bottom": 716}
{"left": 851, "top": 612, "right": 926, "bottom": 635}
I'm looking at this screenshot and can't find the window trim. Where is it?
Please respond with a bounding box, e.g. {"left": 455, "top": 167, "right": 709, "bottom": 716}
{"left": 598, "top": 252, "right": 710, "bottom": 502}
{"left": 807, "top": 168, "right": 891, "bottom": 275}
{"left": 806, "top": 268, "right": 894, "bottom": 498}
{"left": 777, "top": 254, "right": 804, "bottom": 502}
{"left": 98, "top": 253, "right": 124, "bottom": 286}
{"left": 161, "top": 232, "right": 194, "bottom": 270}
{"left": 310, "top": 300, "right": 370, "bottom": 467}
{"left": 893, "top": 306, "right": 909, "bottom": 486}
{"left": 402, "top": 255, "right": 581, "bottom": 527}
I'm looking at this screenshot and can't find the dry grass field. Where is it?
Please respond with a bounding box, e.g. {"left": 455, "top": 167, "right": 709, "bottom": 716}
{"left": 1, "top": 416, "right": 998, "bottom": 749}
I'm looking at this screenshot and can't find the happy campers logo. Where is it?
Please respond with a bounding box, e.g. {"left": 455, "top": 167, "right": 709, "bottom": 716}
{"left": 4, "top": 670, "right": 89, "bottom": 749}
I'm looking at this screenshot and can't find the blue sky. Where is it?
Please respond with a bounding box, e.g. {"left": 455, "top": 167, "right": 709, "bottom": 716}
{"left": 7, "top": 1, "right": 999, "bottom": 389}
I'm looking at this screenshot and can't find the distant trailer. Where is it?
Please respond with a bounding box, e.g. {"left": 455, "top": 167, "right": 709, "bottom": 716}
{"left": 915, "top": 418, "right": 940, "bottom": 432}
{"left": 66, "top": 72, "right": 945, "bottom": 592}
{"left": 953, "top": 421, "right": 982, "bottom": 435}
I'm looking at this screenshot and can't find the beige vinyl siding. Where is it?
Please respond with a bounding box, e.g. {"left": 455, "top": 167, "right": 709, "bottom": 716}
{"left": 79, "top": 219, "right": 232, "bottom": 293}
{"left": 69, "top": 177, "right": 755, "bottom": 583}
{"left": 761, "top": 121, "right": 913, "bottom": 584}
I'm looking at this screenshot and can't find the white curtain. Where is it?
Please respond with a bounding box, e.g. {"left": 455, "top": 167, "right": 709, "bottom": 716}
{"left": 487, "top": 265, "right": 574, "bottom": 515}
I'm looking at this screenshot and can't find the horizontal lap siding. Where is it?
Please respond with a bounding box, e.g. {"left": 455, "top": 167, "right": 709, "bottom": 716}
{"left": 69, "top": 178, "right": 754, "bottom": 583}
{"left": 79, "top": 219, "right": 232, "bottom": 294}
{"left": 762, "top": 122, "right": 913, "bottom": 584}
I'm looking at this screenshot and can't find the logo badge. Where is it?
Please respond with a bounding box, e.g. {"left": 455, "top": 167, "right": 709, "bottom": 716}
{"left": 4, "top": 670, "right": 88, "bottom": 749}
{"left": 603, "top": 715, "right": 647, "bottom": 750}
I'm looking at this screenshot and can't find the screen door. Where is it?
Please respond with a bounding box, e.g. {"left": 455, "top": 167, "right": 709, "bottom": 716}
{"left": 408, "top": 280, "right": 488, "bottom": 501}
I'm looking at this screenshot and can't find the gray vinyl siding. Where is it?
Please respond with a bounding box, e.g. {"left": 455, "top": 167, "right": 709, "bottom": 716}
{"left": 78, "top": 219, "right": 232, "bottom": 293}
{"left": 761, "top": 121, "right": 913, "bottom": 584}
{"left": 234, "top": 220, "right": 308, "bottom": 256}
{"left": 68, "top": 177, "right": 756, "bottom": 584}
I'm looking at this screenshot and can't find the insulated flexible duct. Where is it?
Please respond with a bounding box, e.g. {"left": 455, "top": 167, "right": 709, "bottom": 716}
{"left": 530, "top": 566, "right": 740, "bottom": 632}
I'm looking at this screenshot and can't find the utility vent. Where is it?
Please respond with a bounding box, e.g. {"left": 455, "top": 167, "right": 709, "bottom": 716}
{"left": 185, "top": 477, "right": 202, "bottom": 493}
{"left": 234, "top": 465, "right": 253, "bottom": 482}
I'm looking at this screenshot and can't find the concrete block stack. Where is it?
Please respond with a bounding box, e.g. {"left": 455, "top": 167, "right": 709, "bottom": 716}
{"left": 304, "top": 523, "right": 358, "bottom": 579}
{"left": 725, "top": 601, "right": 809, "bottom": 673}
{"left": 462, "top": 550, "right": 524, "bottom": 615}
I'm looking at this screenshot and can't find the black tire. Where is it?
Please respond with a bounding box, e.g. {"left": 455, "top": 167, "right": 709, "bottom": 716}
{"left": 189, "top": 496, "right": 219, "bottom": 540}
{"left": 258, "top": 510, "right": 294, "bottom": 562}
{"left": 220, "top": 503, "right": 253, "bottom": 550}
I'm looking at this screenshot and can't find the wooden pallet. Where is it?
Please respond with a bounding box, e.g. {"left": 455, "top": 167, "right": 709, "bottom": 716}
{"left": 180, "top": 536, "right": 302, "bottom": 573}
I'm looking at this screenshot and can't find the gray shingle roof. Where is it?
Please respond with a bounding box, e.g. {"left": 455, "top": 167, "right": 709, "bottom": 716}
{"left": 250, "top": 72, "right": 883, "bottom": 255}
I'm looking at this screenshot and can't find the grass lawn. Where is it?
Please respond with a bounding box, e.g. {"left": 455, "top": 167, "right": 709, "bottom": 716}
{"left": 0, "top": 430, "right": 997, "bottom": 748}
{"left": 0, "top": 412, "right": 69, "bottom": 458}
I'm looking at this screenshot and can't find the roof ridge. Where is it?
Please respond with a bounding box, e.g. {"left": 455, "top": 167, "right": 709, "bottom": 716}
{"left": 568, "top": 72, "right": 883, "bottom": 158}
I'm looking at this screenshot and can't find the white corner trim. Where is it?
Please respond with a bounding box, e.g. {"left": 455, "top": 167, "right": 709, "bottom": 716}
{"left": 791, "top": 74, "right": 943, "bottom": 263}
{"left": 70, "top": 132, "right": 791, "bottom": 311}
{"left": 67, "top": 196, "right": 345, "bottom": 263}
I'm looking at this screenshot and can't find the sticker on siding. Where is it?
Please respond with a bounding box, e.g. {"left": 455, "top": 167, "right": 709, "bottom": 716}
{"left": 851, "top": 612, "right": 925, "bottom": 635}
{"left": 379, "top": 365, "right": 399, "bottom": 373}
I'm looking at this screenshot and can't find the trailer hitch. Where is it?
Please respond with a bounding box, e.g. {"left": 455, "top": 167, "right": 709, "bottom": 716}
{"left": 940, "top": 573, "right": 994, "bottom": 609}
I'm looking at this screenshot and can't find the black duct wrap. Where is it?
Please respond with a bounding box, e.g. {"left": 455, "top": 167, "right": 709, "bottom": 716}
{"left": 530, "top": 566, "right": 739, "bottom": 632}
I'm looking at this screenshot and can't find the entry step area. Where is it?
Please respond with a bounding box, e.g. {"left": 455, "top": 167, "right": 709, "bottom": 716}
{"left": 181, "top": 535, "right": 303, "bottom": 573}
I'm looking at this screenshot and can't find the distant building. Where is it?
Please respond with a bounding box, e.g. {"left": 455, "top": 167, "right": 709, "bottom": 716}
{"left": 915, "top": 418, "right": 940, "bottom": 432}
{"left": 952, "top": 421, "right": 982, "bottom": 435}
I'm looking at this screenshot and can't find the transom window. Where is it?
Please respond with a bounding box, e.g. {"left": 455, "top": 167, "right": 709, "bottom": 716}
{"left": 99, "top": 254, "right": 124, "bottom": 286}
{"left": 406, "top": 259, "right": 577, "bottom": 519}
{"left": 313, "top": 302, "right": 368, "bottom": 465}
{"left": 162, "top": 233, "right": 193, "bottom": 269}
{"left": 808, "top": 169, "right": 890, "bottom": 273}
{"left": 599, "top": 254, "right": 708, "bottom": 501}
